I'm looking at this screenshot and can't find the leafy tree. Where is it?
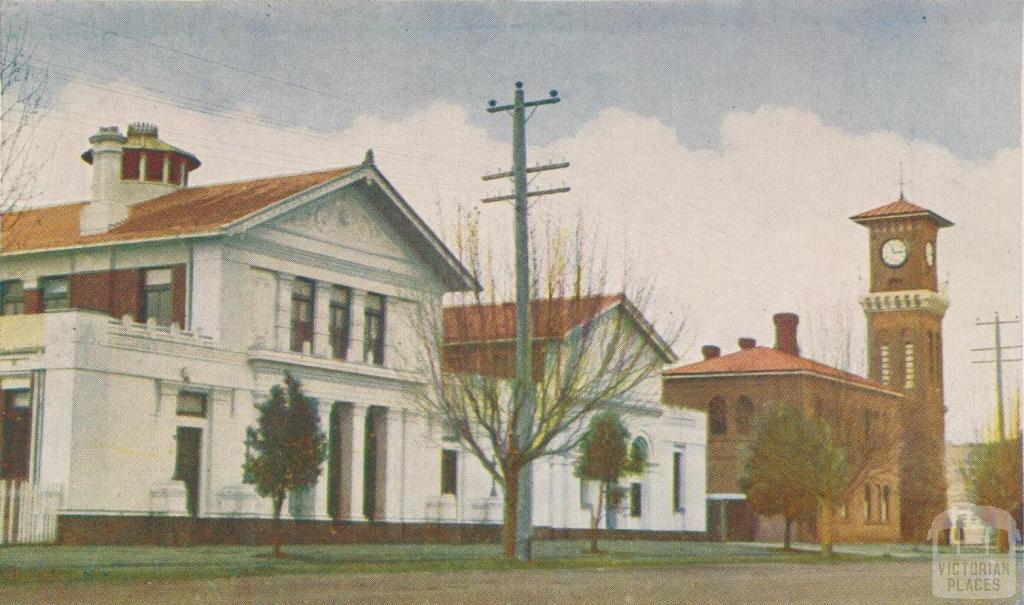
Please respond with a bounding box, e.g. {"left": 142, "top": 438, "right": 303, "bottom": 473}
{"left": 963, "top": 435, "right": 1023, "bottom": 550}
{"left": 243, "top": 372, "right": 327, "bottom": 558}
{"left": 740, "top": 404, "right": 848, "bottom": 551}
{"left": 575, "top": 411, "right": 645, "bottom": 553}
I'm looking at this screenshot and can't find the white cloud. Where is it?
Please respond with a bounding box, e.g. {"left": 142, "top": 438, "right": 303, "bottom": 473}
{"left": 23, "top": 80, "right": 1022, "bottom": 442}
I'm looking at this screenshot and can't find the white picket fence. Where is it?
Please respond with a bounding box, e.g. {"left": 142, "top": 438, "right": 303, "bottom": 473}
{"left": 0, "top": 480, "right": 62, "bottom": 545}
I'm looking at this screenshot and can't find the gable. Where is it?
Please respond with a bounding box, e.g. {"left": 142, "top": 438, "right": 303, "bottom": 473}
{"left": 273, "top": 185, "right": 407, "bottom": 260}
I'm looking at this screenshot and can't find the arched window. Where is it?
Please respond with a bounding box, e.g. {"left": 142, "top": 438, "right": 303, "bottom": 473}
{"left": 735, "top": 396, "right": 754, "bottom": 435}
{"left": 709, "top": 397, "right": 727, "bottom": 435}
{"left": 630, "top": 437, "right": 649, "bottom": 466}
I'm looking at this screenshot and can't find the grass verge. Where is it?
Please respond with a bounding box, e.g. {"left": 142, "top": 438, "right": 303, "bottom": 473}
{"left": 0, "top": 540, "right": 880, "bottom": 587}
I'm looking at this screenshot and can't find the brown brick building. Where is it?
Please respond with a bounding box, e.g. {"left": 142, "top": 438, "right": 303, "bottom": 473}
{"left": 663, "top": 314, "right": 905, "bottom": 543}
{"left": 663, "top": 196, "right": 951, "bottom": 544}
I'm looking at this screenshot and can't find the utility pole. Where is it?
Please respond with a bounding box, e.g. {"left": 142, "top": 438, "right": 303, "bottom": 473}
{"left": 972, "top": 312, "right": 1022, "bottom": 442}
{"left": 483, "top": 82, "right": 568, "bottom": 561}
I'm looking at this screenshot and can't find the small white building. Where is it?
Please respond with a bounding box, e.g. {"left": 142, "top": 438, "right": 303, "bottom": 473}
{"left": 0, "top": 123, "right": 706, "bottom": 543}
{"left": 441, "top": 296, "right": 707, "bottom": 534}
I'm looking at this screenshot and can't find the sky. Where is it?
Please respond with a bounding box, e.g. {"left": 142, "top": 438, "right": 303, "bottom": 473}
{"left": 6, "top": 1, "right": 1022, "bottom": 443}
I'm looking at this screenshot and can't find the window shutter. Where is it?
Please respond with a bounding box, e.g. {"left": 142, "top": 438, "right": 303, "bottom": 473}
{"left": 172, "top": 264, "right": 187, "bottom": 327}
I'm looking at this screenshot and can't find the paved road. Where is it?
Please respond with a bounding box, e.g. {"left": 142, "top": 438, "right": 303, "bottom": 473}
{"left": 2, "top": 561, "right": 1012, "bottom": 604}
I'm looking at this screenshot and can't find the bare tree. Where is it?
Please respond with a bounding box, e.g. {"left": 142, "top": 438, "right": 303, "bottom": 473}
{"left": 412, "top": 209, "right": 679, "bottom": 559}
{"left": 815, "top": 399, "right": 902, "bottom": 553}
{"left": 1, "top": 4, "right": 48, "bottom": 233}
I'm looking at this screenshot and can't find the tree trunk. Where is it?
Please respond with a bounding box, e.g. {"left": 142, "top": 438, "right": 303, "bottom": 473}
{"left": 783, "top": 517, "right": 793, "bottom": 551}
{"left": 589, "top": 482, "right": 605, "bottom": 554}
{"left": 819, "top": 502, "right": 834, "bottom": 557}
{"left": 502, "top": 466, "right": 519, "bottom": 560}
{"left": 273, "top": 494, "right": 284, "bottom": 559}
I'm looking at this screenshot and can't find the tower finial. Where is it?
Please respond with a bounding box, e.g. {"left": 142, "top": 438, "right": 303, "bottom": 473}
{"left": 363, "top": 148, "right": 374, "bottom": 167}
{"left": 898, "top": 160, "right": 905, "bottom": 201}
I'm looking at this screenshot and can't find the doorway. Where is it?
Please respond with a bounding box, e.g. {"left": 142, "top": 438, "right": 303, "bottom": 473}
{"left": 173, "top": 427, "right": 202, "bottom": 517}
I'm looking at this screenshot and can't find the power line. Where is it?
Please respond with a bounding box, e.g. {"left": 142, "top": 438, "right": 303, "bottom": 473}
{"left": 972, "top": 312, "right": 1022, "bottom": 442}
{"left": 36, "top": 62, "right": 497, "bottom": 174}
{"left": 33, "top": 10, "right": 501, "bottom": 144}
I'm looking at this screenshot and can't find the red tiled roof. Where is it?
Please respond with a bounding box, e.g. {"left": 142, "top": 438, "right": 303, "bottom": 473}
{"left": 664, "top": 346, "right": 900, "bottom": 394}
{"left": 1, "top": 166, "right": 357, "bottom": 253}
{"left": 444, "top": 294, "right": 625, "bottom": 343}
{"left": 850, "top": 197, "right": 953, "bottom": 227}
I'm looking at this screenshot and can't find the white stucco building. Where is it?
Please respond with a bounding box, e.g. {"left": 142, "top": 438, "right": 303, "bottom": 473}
{"left": 0, "top": 123, "right": 705, "bottom": 542}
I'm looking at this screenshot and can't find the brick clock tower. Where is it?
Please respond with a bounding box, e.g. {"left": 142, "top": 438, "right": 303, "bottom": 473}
{"left": 852, "top": 195, "right": 953, "bottom": 542}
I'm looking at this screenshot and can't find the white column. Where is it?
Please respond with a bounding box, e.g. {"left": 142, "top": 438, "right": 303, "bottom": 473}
{"left": 313, "top": 281, "right": 332, "bottom": 358}
{"left": 349, "top": 289, "right": 367, "bottom": 363}
{"left": 384, "top": 406, "right": 405, "bottom": 522}
{"left": 275, "top": 273, "right": 294, "bottom": 352}
{"left": 349, "top": 403, "right": 368, "bottom": 521}
{"left": 313, "top": 399, "right": 330, "bottom": 520}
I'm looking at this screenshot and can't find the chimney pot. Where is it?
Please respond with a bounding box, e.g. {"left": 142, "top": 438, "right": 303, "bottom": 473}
{"left": 738, "top": 337, "right": 756, "bottom": 350}
{"left": 773, "top": 312, "right": 800, "bottom": 356}
{"left": 701, "top": 345, "right": 721, "bottom": 360}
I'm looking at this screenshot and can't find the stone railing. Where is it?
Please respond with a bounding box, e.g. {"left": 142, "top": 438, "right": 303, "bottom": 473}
{"left": 107, "top": 315, "right": 216, "bottom": 347}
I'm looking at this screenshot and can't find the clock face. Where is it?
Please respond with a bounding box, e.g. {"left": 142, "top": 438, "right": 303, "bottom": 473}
{"left": 925, "top": 242, "right": 935, "bottom": 267}
{"left": 881, "top": 239, "right": 908, "bottom": 268}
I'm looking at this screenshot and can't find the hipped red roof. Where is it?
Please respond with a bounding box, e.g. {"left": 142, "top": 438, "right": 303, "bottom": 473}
{"left": 664, "top": 345, "right": 900, "bottom": 394}
{"left": 850, "top": 197, "right": 953, "bottom": 227}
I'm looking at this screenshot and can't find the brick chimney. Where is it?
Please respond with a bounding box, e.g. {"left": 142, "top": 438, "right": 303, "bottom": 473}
{"left": 738, "top": 337, "right": 756, "bottom": 350}
{"left": 773, "top": 313, "right": 799, "bottom": 357}
{"left": 701, "top": 345, "right": 721, "bottom": 360}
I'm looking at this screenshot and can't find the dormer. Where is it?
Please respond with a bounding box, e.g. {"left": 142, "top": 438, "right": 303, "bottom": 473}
{"left": 79, "top": 123, "right": 200, "bottom": 235}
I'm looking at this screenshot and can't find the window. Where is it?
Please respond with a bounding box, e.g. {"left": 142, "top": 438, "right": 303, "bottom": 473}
{"left": 708, "top": 397, "right": 726, "bottom": 435}
{"left": 142, "top": 268, "right": 174, "bottom": 326}
{"left": 329, "top": 286, "right": 351, "bottom": 360}
{"left": 1, "top": 390, "right": 32, "bottom": 480}
{"left": 672, "top": 450, "right": 685, "bottom": 512}
{"left": 928, "top": 332, "right": 935, "bottom": 374}
{"left": 630, "top": 482, "right": 642, "bottom": 517}
{"left": 579, "top": 477, "right": 591, "bottom": 510}
{"left": 735, "top": 396, "right": 754, "bottom": 435}
{"left": 903, "top": 343, "right": 915, "bottom": 390}
{"left": 880, "top": 345, "right": 891, "bottom": 385}
{"left": 441, "top": 449, "right": 457, "bottom": 495}
{"left": 364, "top": 293, "right": 386, "bottom": 365}
{"left": 176, "top": 391, "right": 207, "bottom": 417}
{"left": 1, "top": 280, "right": 24, "bottom": 315}
{"left": 839, "top": 501, "right": 849, "bottom": 521}
{"left": 40, "top": 276, "right": 69, "bottom": 311}
{"left": 290, "top": 278, "right": 315, "bottom": 353}
{"left": 630, "top": 437, "right": 649, "bottom": 466}
{"left": 863, "top": 484, "right": 873, "bottom": 521}
{"left": 880, "top": 485, "right": 890, "bottom": 523}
